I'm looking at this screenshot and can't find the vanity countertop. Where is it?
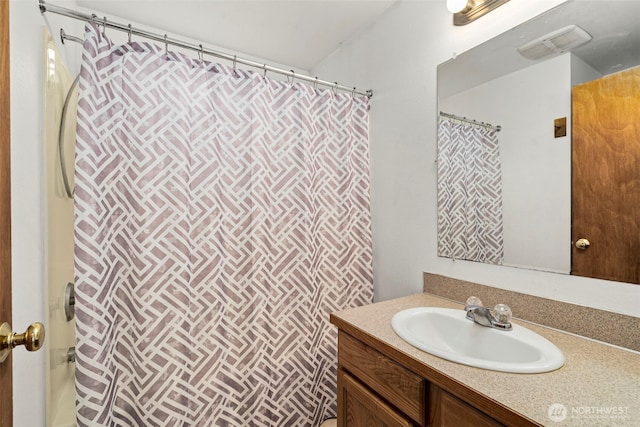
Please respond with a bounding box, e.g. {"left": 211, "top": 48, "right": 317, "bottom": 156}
{"left": 331, "top": 293, "right": 640, "bottom": 426}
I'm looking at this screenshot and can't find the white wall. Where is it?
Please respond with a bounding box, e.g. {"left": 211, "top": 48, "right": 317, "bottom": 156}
{"left": 571, "top": 53, "right": 601, "bottom": 86}
{"left": 313, "top": 0, "right": 640, "bottom": 317}
{"left": 440, "top": 53, "right": 572, "bottom": 274}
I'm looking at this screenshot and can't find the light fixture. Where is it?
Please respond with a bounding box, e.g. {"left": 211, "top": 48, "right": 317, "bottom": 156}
{"left": 446, "top": 0, "right": 469, "bottom": 13}
{"left": 449, "top": 0, "right": 511, "bottom": 26}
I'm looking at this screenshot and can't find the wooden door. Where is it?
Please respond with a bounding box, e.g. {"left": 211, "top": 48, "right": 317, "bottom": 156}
{"left": 571, "top": 66, "right": 640, "bottom": 284}
{"left": 0, "top": 0, "right": 13, "bottom": 425}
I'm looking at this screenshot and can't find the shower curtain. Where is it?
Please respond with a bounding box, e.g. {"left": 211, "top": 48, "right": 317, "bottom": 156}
{"left": 437, "top": 117, "right": 504, "bottom": 264}
{"left": 74, "top": 23, "right": 373, "bottom": 426}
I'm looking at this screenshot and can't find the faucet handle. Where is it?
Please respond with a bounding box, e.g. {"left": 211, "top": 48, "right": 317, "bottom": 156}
{"left": 464, "top": 296, "right": 484, "bottom": 310}
{"left": 492, "top": 304, "right": 512, "bottom": 324}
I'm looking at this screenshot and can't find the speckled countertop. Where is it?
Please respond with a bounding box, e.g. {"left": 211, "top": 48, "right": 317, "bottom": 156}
{"left": 332, "top": 293, "right": 640, "bottom": 426}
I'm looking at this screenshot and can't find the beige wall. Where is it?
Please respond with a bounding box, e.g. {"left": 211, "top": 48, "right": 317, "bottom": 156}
{"left": 43, "top": 28, "right": 77, "bottom": 427}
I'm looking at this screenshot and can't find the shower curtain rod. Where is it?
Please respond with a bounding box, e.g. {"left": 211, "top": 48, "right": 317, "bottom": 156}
{"left": 39, "top": 0, "right": 374, "bottom": 99}
{"left": 439, "top": 111, "right": 501, "bottom": 132}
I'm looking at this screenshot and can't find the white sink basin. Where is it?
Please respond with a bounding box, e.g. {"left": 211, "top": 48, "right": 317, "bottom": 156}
{"left": 391, "top": 307, "right": 565, "bottom": 373}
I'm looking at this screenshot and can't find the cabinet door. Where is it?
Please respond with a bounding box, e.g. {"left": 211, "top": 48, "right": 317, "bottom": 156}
{"left": 429, "top": 384, "right": 504, "bottom": 427}
{"left": 338, "top": 369, "right": 417, "bottom": 427}
{"left": 338, "top": 331, "right": 426, "bottom": 424}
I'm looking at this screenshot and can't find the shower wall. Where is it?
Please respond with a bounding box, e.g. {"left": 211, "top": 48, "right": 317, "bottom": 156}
{"left": 43, "top": 29, "right": 77, "bottom": 427}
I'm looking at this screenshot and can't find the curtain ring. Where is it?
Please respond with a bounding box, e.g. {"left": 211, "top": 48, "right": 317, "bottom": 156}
{"left": 314, "top": 77, "right": 318, "bottom": 90}
{"left": 198, "top": 44, "right": 204, "bottom": 62}
{"left": 289, "top": 70, "right": 295, "bottom": 86}
{"left": 352, "top": 87, "right": 357, "bottom": 98}
{"left": 127, "top": 24, "right": 132, "bottom": 43}
{"left": 233, "top": 55, "right": 237, "bottom": 70}
{"left": 102, "top": 17, "right": 107, "bottom": 37}
{"left": 263, "top": 64, "right": 267, "bottom": 78}
{"left": 90, "top": 14, "right": 96, "bottom": 23}
{"left": 164, "top": 34, "right": 168, "bottom": 56}
{"left": 332, "top": 82, "right": 338, "bottom": 95}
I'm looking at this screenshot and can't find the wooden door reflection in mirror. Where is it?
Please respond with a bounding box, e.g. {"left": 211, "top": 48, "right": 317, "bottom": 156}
{"left": 571, "top": 66, "right": 640, "bottom": 284}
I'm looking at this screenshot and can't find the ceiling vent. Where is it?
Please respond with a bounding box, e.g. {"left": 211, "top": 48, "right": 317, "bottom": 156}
{"left": 517, "top": 25, "right": 592, "bottom": 60}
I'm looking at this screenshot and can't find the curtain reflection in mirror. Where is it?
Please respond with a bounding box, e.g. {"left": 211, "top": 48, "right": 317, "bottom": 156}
{"left": 437, "top": 116, "right": 504, "bottom": 264}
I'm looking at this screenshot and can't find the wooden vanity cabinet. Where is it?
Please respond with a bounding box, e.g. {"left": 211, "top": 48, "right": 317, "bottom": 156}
{"left": 336, "top": 330, "right": 532, "bottom": 427}
{"left": 338, "top": 332, "right": 425, "bottom": 426}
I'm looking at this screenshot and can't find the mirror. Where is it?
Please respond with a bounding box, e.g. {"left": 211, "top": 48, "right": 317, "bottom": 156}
{"left": 437, "top": 0, "right": 640, "bottom": 282}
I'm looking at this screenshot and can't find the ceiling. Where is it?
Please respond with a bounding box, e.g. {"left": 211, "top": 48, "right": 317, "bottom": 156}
{"left": 75, "top": 0, "right": 399, "bottom": 71}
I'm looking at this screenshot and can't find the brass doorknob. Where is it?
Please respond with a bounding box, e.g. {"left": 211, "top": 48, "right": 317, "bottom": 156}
{"left": 575, "top": 238, "right": 591, "bottom": 250}
{"left": 0, "top": 322, "right": 45, "bottom": 363}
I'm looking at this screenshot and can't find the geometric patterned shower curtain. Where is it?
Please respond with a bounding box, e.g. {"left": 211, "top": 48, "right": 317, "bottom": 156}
{"left": 437, "top": 117, "right": 504, "bottom": 265}
{"left": 74, "top": 23, "right": 373, "bottom": 426}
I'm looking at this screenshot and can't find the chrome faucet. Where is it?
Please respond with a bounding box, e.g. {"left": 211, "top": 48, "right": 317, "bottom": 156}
{"left": 464, "top": 296, "right": 513, "bottom": 331}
